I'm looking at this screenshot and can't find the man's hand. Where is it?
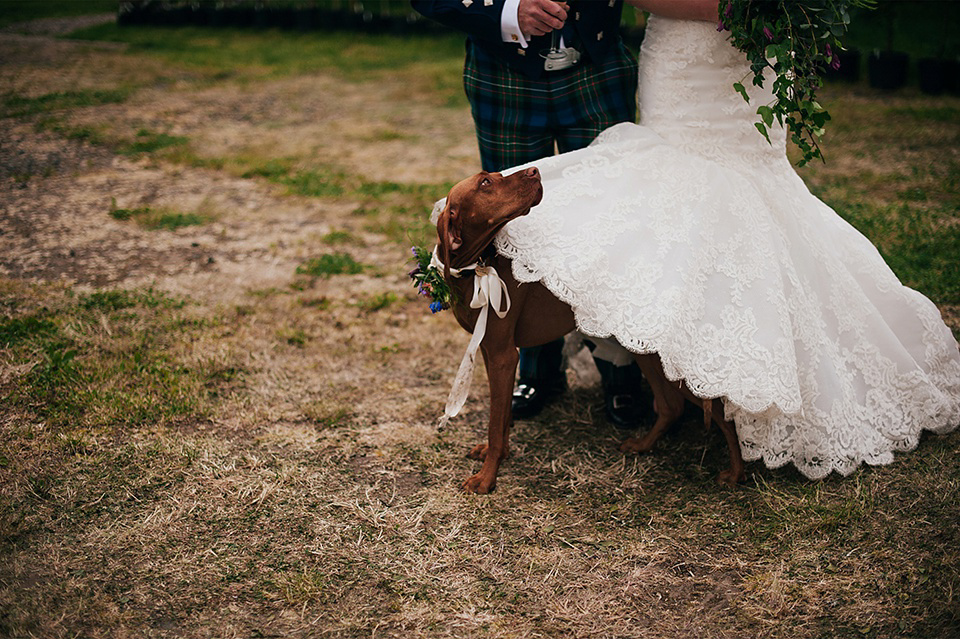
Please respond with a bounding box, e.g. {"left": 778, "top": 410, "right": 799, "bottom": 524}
{"left": 518, "top": 0, "right": 569, "bottom": 37}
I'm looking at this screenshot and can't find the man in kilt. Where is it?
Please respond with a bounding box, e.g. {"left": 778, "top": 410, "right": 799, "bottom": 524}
{"left": 412, "top": 0, "right": 645, "bottom": 427}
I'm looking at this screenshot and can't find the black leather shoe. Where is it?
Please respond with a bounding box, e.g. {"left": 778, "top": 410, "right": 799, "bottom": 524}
{"left": 511, "top": 376, "right": 567, "bottom": 419}
{"left": 593, "top": 358, "right": 647, "bottom": 430}
{"left": 605, "top": 391, "right": 644, "bottom": 430}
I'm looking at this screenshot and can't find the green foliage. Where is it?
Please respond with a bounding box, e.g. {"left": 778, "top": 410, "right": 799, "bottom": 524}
{"left": 720, "top": 0, "right": 876, "bottom": 166}
{"left": 295, "top": 253, "right": 365, "bottom": 278}
{"left": 408, "top": 245, "right": 453, "bottom": 313}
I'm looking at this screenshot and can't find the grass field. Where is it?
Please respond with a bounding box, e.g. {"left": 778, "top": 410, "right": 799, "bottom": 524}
{"left": 1, "top": 6, "right": 959, "bottom": 639}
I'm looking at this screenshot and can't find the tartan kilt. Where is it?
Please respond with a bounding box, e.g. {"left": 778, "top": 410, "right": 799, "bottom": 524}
{"left": 464, "top": 40, "right": 638, "bottom": 173}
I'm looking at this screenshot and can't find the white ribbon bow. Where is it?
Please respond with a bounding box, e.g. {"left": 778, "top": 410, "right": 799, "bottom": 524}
{"left": 433, "top": 246, "right": 511, "bottom": 430}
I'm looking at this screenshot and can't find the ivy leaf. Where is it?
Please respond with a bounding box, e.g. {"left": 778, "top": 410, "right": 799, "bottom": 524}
{"left": 754, "top": 122, "right": 771, "bottom": 144}
{"left": 733, "top": 82, "right": 750, "bottom": 103}
{"left": 757, "top": 105, "right": 775, "bottom": 127}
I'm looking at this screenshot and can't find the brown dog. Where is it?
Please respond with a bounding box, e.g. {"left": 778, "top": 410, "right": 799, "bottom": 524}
{"left": 435, "top": 168, "right": 746, "bottom": 493}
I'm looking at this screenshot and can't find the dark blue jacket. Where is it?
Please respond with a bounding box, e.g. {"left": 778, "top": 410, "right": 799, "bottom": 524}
{"left": 412, "top": 0, "right": 629, "bottom": 79}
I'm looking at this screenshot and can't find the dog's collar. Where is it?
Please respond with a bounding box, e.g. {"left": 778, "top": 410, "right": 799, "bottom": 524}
{"left": 431, "top": 245, "right": 478, "bottom": 278}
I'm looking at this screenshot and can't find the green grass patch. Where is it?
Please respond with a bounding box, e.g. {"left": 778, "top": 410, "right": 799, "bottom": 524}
{"left": 363, "top": 203, "right": 438, "bottom": 248}
{"left": 1, "top": 88, "right": 131, "bottom": 119}
{"left": 354, "top": 292, "right": 398, "bottom": 313}
{"left": 69, "top": 23, "right": 466, "bottom": 82}
{"left": 240, "top": 158, "right": 295, "bottom": 180}
{"left": 120, "top": 128, "right": 189, "bottom": 155}
{"left": 240, "top": 160, "right": 350, "bottom": 198}
{"left": 280, "top": 168, "right": 346, "bottom": 197}
{"left": 109, "top": 198, "right": 214, "bottom": 231}
{"left": 355, "top": 180, "right": 421, "bottom": 198}
{"left": 807, "top": 157, "right": 960, "bottom": 308}
{"left": 321, "top": 230, "right": 359, "bottom": 246}
{"left": 34, "top": 116, "right": 112, "bottom": 145}
{"left": 0, "top": 315, "right": 58, "bottom": 347}
{"left": 276, "top": 327, "right": 309, "bottom": 348}
{"left": 887, "top": 106, "right": 960, "bottom": 124}
{"left": 295, "top": 253, "right": 365, "bottom": 278}
{"left": 1, "top": 284, "right": 228, "bottom": 430}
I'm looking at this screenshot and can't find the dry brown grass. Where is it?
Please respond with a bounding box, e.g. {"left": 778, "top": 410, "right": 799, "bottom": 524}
{"left": 1, "top": 15, "right": 959, "bottom": 639}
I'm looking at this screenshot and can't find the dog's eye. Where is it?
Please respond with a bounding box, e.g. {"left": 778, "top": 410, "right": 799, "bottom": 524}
{"left": 480, "top": 177, "right": 492, "bottom": 187}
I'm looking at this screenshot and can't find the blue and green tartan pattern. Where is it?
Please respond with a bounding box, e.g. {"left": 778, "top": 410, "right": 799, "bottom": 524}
{"left": 464, "top": 41, "right": 638, "bottom": 172}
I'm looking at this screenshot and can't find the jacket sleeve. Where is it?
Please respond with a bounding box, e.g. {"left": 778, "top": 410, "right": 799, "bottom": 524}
{"left": 411, "top": 0, "right": 509, "bottom": 46}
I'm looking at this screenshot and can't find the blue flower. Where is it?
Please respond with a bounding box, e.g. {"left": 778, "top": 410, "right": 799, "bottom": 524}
{"left": 429, "top": 301, "right": 445, "bottom": 313}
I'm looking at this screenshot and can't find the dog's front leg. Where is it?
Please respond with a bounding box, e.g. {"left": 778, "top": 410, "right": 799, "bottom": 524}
{"left": 462, "top": 341, "right": 517, "bottom": 494}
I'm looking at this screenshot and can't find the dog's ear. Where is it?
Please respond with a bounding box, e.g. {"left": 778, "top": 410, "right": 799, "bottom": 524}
{"left": 446, "top": 203, "right": 463, "bottom": 252}
{"left": 437, "top": 202, "right": 461, "bottom": 280}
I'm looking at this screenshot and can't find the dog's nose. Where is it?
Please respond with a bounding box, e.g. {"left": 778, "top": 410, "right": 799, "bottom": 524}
{"left": 525, "top": 167, "right": 539, "bottom": 178}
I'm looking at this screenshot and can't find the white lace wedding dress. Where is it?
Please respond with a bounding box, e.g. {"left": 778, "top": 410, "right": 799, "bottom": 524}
{"left": 493, "top": 16, "right": 960, "bottom": 479}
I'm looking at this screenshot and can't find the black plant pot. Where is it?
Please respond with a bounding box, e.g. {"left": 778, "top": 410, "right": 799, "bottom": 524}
{"left": 868, "top": 50, "right": 909, "bottom": 90}
{"left": 918, "top": 58, "right": 948, "bottom": 95}
{"left": 946, "top": 59, "right": 960, "bottom": 95}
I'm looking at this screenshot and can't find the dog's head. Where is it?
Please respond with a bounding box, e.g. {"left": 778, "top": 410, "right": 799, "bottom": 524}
{"left": 436, "top": 166, "right": 542, "bottom": 275}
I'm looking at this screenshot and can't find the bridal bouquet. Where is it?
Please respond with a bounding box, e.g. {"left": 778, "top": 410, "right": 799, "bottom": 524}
{"left": 718, "top": 0, "right": 875, "bottom": 165}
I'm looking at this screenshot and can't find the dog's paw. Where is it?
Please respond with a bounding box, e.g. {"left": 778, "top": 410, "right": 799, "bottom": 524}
{"left": 619, "top": 437, "right": 654, "bottom": 454}
{"left": 715, "top": 468, "right": 746, "bottom": 486}
{"left": 462, "top": 472, "right": 496, "bottom": 494}
{"left": 467, "top": 444, "right": 510, "bottom": 461}
{"left": 467, "top": 443, "right": 487, "bottom": 460}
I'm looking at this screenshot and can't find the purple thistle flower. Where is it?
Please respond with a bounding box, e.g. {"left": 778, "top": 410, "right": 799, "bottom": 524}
{"left": 724, "top": 2, "right": 732, "bottom": 18}
{"left": 763, "top": 26, "right": 774, "bottom": 41}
